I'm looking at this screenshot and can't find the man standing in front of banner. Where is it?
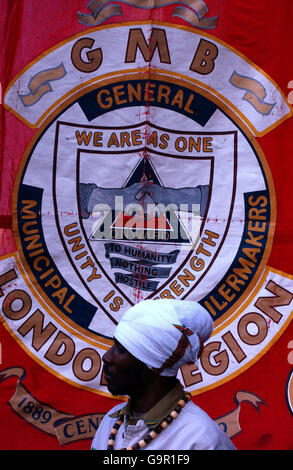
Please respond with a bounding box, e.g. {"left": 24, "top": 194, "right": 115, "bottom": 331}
{"left": 92, "top": 299, "right": 236, "bottom": 450}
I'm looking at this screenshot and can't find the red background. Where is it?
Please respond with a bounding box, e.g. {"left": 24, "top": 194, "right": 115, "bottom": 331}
{"left": 0, "top": 0, "right": 292, "bottom": 450}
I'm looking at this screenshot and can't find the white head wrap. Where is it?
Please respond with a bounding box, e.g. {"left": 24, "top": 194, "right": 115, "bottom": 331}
{"left": 114, "top": 299, "right": 213, "bottom": 376}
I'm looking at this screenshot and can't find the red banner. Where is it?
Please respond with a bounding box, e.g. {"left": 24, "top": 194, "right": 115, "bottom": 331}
{"left": 0, "top": 0, "right": 292, "bottom": 450}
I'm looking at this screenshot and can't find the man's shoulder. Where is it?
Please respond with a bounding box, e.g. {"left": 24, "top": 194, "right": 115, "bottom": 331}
{"left": 181, "top": 401, "right": 214, "bottom": 422}
{"left": 181, "top": 401, "right": 236, "bottom": 449}
{"left": 91, "top": 401, "right": 127, "bottom": 450}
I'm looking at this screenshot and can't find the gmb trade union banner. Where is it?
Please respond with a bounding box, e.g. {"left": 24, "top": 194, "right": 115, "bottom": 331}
{"left": 0, "top": 0, "right": 293, "bottom": 450}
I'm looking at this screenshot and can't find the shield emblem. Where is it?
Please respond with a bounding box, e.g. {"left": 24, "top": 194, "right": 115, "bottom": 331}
{"left": 53, "top": 121, "right": 237, "bottom": 310}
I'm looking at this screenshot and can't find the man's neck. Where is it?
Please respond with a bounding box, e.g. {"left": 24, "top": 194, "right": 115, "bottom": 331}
{"left": 130, "top": 375, "right": 178, "bottom": 414}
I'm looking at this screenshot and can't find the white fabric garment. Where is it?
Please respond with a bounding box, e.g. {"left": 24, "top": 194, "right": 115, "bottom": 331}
{"left": 91, "top": 401, "right": 236, "bottom": 450}
{"left": 114, "top": 299, "right": 213, "bottom": 376}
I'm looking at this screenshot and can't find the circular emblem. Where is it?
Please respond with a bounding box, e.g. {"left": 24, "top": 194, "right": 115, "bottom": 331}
{"left": 10, "top": 23, "right": 277, "bottom": 394}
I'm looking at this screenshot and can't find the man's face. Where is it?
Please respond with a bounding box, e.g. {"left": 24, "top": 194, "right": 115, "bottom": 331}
{"left": 102, "top": 338, "right": 147, "bottom": 396}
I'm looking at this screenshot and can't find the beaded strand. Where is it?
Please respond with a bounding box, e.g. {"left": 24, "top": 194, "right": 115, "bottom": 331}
{"left": 107, "top": 392, "right": 191, "bottom": 450}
